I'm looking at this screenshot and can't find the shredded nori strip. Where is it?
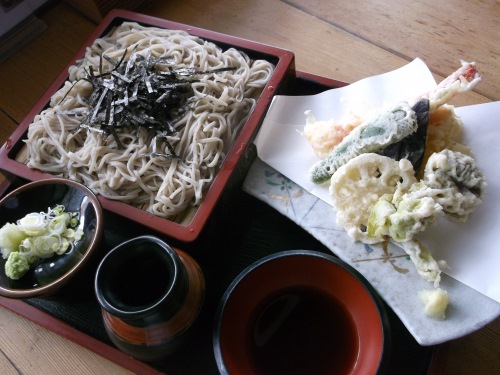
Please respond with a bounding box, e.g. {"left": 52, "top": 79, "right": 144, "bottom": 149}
{"left": 58, "top": 46, "right": 234, "bottom": 158}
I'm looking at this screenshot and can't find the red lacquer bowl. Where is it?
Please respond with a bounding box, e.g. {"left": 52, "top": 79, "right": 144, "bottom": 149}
{"left": 214, "top": 250, "right": 390, "bottom": 375}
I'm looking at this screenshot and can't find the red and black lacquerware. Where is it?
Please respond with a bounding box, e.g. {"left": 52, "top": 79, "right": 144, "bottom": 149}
{"left": 0, "top": 9, "right": 295, "bottom": 243}
{"left": 214, "top": 250, "right": 391, "bottom": 375}
{"left": 94, "top": 235, "right": 205, "bottom": 361}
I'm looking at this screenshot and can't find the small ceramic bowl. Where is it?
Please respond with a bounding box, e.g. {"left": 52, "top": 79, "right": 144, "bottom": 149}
{"left": 214, "top": 250, "right": 390, "bottom": 375}
{"left": 0, "top": 178, "right": 103, "bottom": 298}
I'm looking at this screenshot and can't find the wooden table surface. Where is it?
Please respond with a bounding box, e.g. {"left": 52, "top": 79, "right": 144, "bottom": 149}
{"left": 0, "top": 0, "right": 499, "bottom": 373}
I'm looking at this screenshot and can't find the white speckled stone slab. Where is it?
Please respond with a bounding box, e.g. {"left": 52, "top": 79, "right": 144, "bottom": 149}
{"left": 243, "top": 157, "right": 500, "bottom": 346}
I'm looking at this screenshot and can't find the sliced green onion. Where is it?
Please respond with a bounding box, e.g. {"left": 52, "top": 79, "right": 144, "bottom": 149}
{"left": 70, "top": 217, "right": 79, "bottom": 228}
{"left": 17, "top": 212, "right": 47, "bottom": 236}
{"left": 74, "top": 229, "right": 84, "bottom": 242}
{"left": 64, "top": 228, "right": 76, "bottom": 239}
{"left": 1, "top": 205, "right": 84, "bottom": 280}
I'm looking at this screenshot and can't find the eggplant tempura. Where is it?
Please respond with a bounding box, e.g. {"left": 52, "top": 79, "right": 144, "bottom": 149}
{"left": 305, "top": 61, "right": 481, "bottom": 182}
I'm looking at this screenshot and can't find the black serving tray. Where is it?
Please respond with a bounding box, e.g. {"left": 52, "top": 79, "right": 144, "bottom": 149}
{"left": 0, "top": 73, "right": 447, "bottom": 374}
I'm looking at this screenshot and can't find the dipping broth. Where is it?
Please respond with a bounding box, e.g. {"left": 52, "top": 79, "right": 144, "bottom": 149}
{"left": 248, "top": 285, "right": 359, "bottom": 375}
{"left": 100, "top": 245, "right": 174, "bottom": 311}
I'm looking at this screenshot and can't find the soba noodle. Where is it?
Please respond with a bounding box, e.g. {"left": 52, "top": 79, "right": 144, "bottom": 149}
{"left": 25, "top": 22, "right": 274, "bottom": 219}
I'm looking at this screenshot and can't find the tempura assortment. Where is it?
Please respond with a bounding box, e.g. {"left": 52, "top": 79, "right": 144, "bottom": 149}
{"left": 303, "top": 61, "right": 487, "bottom": 319}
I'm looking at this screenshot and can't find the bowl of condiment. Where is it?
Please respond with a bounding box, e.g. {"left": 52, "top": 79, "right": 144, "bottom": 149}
{"left": 0, "top": 178, "right": 103, "bottom": 299}
{"left": 214, "top": 250, "right": 391, "bottom": 375}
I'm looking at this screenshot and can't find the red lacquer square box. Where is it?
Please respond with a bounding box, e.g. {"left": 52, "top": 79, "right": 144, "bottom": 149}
{"left": 0, "top": 9, "right": 295, "bottom": 242}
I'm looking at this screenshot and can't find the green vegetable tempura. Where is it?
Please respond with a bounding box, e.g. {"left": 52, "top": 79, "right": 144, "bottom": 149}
{"left": 367, "top": 183, "right": 443, "bottom": 243}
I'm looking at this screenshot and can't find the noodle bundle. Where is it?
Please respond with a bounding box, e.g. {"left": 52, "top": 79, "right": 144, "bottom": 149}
{"left": 25, "top": 22, "right": 274, "bottom": 220}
